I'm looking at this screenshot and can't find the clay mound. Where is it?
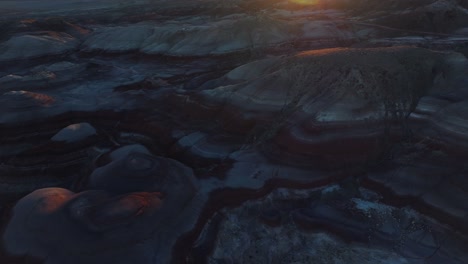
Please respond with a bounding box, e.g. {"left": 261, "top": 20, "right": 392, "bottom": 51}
{"left": 83, "top": 15, "right": 294, "bottom": 56}
{"left": 341, "top": 0, "right": 468, "bottom": 33}
{"left": 175, "top": 46, "right": 449, "bottom": 168}
{"left": 20, "top": 17, "right": 91, "bottom": 38}
{"left": 276, "top": 46, "right": 438, "bottom": 115}
{"left": 202, "top": 46, "right": 439, "bottom": 113}
{"left": 0, "top": 32, "right": 79, "bottom": 62}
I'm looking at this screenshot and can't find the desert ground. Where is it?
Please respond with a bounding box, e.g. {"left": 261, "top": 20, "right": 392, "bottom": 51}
{"left": 1, "top": 0, "right": 468, "bottom": 263}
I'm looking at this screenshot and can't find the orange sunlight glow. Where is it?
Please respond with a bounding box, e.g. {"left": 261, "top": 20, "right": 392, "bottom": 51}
{"left": 289, "top": 0, "right": 320, "bottom": 5}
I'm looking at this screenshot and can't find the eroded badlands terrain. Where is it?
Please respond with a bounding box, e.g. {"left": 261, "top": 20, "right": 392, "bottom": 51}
{"left": 1, "top": 0, "right": 468, "bottom": 263}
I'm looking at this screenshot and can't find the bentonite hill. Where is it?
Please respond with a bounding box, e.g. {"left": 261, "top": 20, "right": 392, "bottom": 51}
{"left": 1, "top": 0, "right": 468, "bottom": 263}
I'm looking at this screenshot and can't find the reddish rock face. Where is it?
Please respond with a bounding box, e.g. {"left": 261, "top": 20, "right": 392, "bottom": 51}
{"left": 3, "top": 147, "right": 200, "bottom": 264}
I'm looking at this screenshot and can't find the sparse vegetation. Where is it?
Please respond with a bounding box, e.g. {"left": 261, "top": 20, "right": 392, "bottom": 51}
{"left": 242, "top": 47, "right": 440, "bottom": 151}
